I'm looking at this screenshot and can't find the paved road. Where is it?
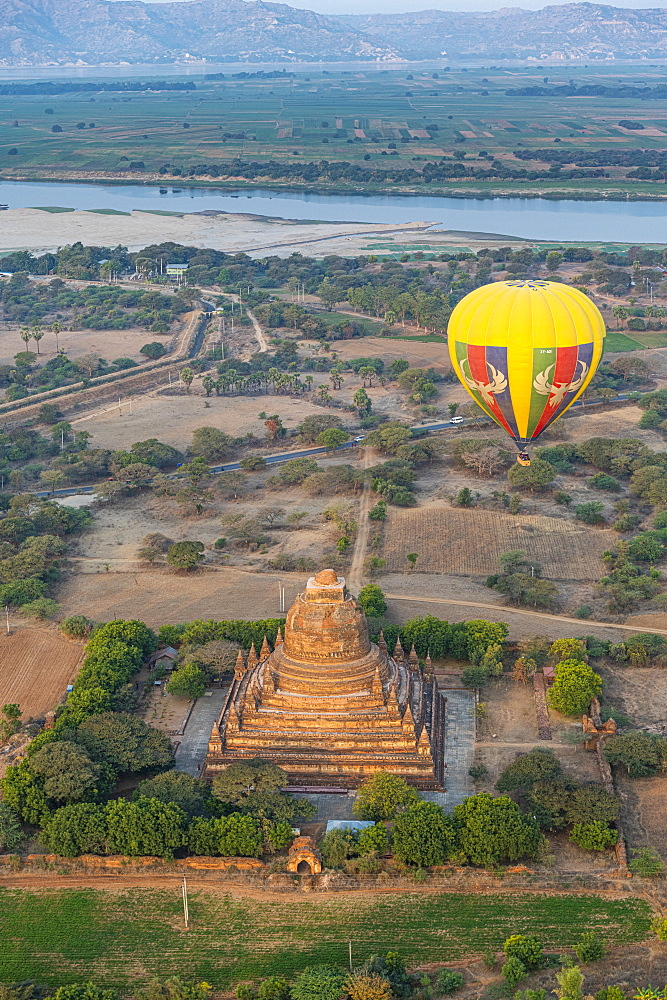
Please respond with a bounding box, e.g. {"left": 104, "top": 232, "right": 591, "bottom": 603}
{"left": 423, "top": 687, "right": 476, "bottom": 813}
{"left": 174, "top": 688, "right": 227, "bottom": 777}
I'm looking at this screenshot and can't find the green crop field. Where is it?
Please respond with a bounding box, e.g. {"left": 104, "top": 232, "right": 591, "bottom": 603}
{"left": 2, "top": 65, "right": 667, "bottom": 198}
{"left": 0, "top": 888, "right": 652, "bottom": 990}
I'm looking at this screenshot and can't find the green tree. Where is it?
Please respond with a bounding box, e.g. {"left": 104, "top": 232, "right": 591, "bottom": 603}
{"left": 554, "top": 966, "right": 584, "bottom": 1000}
{"left": 106, "top": 796, "right": 187, "bottom": 858}
{"left": 573, "top": 931, "right": 605, "bottom": 963}
{"left": 1, "top": 759, "right": 50, "bottom": 825}
{"left": 507, "top": 459, "right": 556, "bottom": 492}
{"left": 166, "top": 663, "right": 207, "bottom": 699}
{"left": 353, "top": 773, "right": 420, "bottom": 821}
{"left": 180, "top": 367, "right": 195, "bottom": 393}
{"left": 30, "top": 741, "right": 100, "bottom": 804}
{"left": 457, "top": 487, "right": 473, "bottom": 507}
{"left": 52, "top": 983, "right": 118, "bottom": 1000}
{"left": 0, "top": 801, "right": 23, "bottom": 851}
{"left": 190, "top": 426, "right": 235, "bottom": 462}
{"left": 545, "top": 251, "right": 563, "bottom": 272}
{"left": 41, "top": 802, "right": 108, "bottom": 857}
{"left": 628, "top": 846, "right": 664, "bottom": 877}
{"left": 76, "top": 712, "right": 174, "bottom": 774}
{"left": 354, "top": 388, "right": 372, "bottom": 416}
{"left": 392, "top": 801, "right": 458, "bottom": 867}
{"left": 603, "top": 731, "right": 667, "bottom": 777}
{"left": 136, "top": 979, "right": 212, "bottom": 1000}
{"left": 317, "top": 428, "right": 350, "bottom": 451}
{"left": 574, "top": 501, "right": 606, "bottom": 526}
{"left": 547, "top": 660, "right": 603, "bottom": 716}
{"left": 167, "top": 541, "right": 205, "bottom": 571}
{"left": 134, "top": 771, "right": 210, "bottom": 818}
{"left": 549, "top": 638, "right": 587, "bottom": 663}
{"left": 503, "top": 934, "right": 543, "bottom": 969}
{"left": 140, "top": 342, "right": 167, "bottom": 360}
{"left": 317, "top": 280, "right": 344, "bottom": 311}
{"left": 290, "top": 966, "right": 348, "bottom": 1000}
{"left": 358, "top": 584, "right": 387, "bottom": 616}
{"left": 453, "top": 793, "right": 542, "bottom": 867}
{"left": 435, "top": 971, "right": 464, "bottom": 995}
{"left": 502, "top": 957, "right": 527, "bottom": 989}
{"left": 212, "top": 759, "right": 287, "bottom": 805}
{"left": 496, "top": 748, "right": 563, "bottom": 793}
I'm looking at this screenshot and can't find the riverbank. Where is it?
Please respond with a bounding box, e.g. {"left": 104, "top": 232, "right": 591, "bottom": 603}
{"left": 4, "top": 170, "right": 667, "bottom": 203}
{"left": 0, "top": 208, "right": 478, "bottom": 256}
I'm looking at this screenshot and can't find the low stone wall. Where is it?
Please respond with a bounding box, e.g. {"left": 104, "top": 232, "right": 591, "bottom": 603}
{"left": 1, "top": 853, "right": 661, "bottom": 904}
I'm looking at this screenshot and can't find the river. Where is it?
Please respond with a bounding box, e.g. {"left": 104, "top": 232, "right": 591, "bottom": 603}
{"left": 1, "top": 178, "right": 666, "bottom": 243}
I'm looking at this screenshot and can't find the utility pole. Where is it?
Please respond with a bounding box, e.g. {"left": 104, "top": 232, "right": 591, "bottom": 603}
{"left": 5, "top": 606, "right": 9, "bottom": 635}
{"left": 182, "top": 878, "right": 189, "bottom": 928}
{"left": 349, "top": 941, "right": 353, "bottom": 973}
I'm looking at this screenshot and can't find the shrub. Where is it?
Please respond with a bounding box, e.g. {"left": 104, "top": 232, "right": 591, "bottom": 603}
{"left": 496, "top": 748, "right": 562, "bottom": 793}
{"left": 628, "top": 846, "right": 664, "bottom": 877}
{"left": 652, "top": 917, "right": 667, "bottom": 941}
{"left": 575, "top": 501, "right": 606, "bottom": 525}
{"left": 569, "top": 821, "right": 618, "bottom": 851}
{"left": 60, "top": 615, "right": 94, "bottom": 639}
{"left": 503, "top": 934, "right": 543, "bottom": 969}
{"left": 589, "top": 473, "right": 621, "bottom": 492}
{"left": 604, "top": 731, "right": 667, "bottom": 777}
{"left": 257, "top": 980, "right": 290, "bottom": 1000}
{"left": 289, "top": 966, "right": 348, "bottom": 1000}
{"left": 357, "top": 823, "right": 390, "bottom": 855}
{"left": 345, "top": 974, "right": 393, "bottom": 1000}
{"left": 461, "top": 664, "right": 488, "bottom": 688}
{"left": 573, "top": 931, "right": 605, "bottom": 963}
{"left": 435, "top": 971, "right": 464, "bottom": 995}
{"left": 236, "top": 986, "right": 255, "bottom": 1000}
{"left": 501, "top": 957, "right": 527, "bottom": 988}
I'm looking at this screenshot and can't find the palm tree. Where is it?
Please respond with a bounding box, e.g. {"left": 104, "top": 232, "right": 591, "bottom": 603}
{"left": 50, "top": 321, "right": 62, "bottom": 353}
{"left": 19, "top": 326, "right": 31, "bottom": 351}
{"left": 32, "top": 324, "right": 45, "bottom": 355}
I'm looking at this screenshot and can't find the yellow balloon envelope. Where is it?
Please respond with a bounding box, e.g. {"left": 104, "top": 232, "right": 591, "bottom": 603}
{"left": 447, "top": 280, "right": 605, "bottom": 450}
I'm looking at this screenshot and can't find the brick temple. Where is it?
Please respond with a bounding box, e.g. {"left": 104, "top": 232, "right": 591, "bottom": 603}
{"left": 205, "top": 569, "right": 446, "bottom": 789}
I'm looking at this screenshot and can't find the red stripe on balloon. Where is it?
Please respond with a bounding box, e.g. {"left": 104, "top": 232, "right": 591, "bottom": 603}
{"left": 531, "top": 344, "right": 580, "bottom": 439}
{"left": 466, "top": 344, "right": 515, "bottom": 439}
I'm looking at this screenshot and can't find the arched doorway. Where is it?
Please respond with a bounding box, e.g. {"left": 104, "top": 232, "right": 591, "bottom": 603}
{"left": 297, "top": 859, "right": 313, "bottom": 874}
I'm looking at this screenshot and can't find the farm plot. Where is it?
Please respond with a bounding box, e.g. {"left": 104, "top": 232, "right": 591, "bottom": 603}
{"left": 381, "top": 507, "right": 612, "bottom": 580}
{"left": 0, "top": 888, "right": 651, "bottom": 991}
{"left": 0, "top": 628, "right": 84, "bottom": 718}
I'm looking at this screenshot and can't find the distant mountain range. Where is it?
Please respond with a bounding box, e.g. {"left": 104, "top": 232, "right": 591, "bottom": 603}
{"left": 2, "top": 0, "right": 667, "bottom": 66}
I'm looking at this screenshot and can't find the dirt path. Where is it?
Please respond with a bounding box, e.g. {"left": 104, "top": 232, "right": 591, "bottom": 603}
{"left": 385, "top": 592, "right": 667, "bottom": 637}
{"left": 201, "top": 287, "right": 268, "bottom": 354}
{"left": 348, "top": 447, "right": 374, "bottom": 593}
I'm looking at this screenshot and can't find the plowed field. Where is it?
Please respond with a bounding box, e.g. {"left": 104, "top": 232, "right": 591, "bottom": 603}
{"left": 381, "top": 507, "right": 612, "bottom": 580}
{"left": 0, "top": 628, "right": 84, "bottom": 719}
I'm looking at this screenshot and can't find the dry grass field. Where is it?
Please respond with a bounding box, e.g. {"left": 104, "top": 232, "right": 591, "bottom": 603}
{"left": 71, "top": 392, "right": 335, "bottom": 452}
{"left": 332, "top": 336, "right": 453, "bottom": 373}
{"left": 380, "top": 507, "right": 612, "bottom": 581}
{"left": 56, "top": 567, "right": 304, "bottom": 628}
{"left": 0, "top": 324, "right": 159, "bottom": 368}
{"left": 0, "top": 627, "right": 84, "bottom": 719}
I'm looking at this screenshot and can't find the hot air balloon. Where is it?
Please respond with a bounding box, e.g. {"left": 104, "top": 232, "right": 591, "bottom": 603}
{"left": 447, "top": 280, "right": 605, "bottom": 465}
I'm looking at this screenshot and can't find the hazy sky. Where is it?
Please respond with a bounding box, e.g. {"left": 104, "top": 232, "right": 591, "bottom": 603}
{"left": 273, "top": 0, "right": 667, "bottom": 10}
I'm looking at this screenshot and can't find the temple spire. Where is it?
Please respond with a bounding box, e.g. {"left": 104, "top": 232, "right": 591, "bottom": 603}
{"left": 247, "top": 642, "right": 258, "bottom": 669}
{"left": 378, "top": 630, "right": 388, "bottom": 654}
{"left": 260, "top": 635, "right": 272, "bottom": 660}
{"left": 394, "top": 637, "right": 405, "bottom": 663}
{"left": 275, "top": 626, "right": 284, "bottom": 646}
{"left": 234, "top": 649, "right": 246, "bottom": 679}
{"left": 408, "top": 644, "right": 419, "bottom": 671}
